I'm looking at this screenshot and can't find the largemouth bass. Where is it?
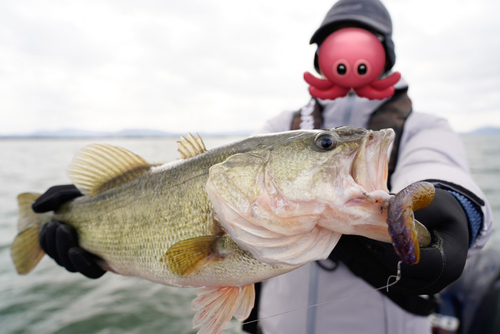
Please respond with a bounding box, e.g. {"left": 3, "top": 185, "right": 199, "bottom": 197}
{"left": 11, "top": 127, "right": 433, "bottom": 334}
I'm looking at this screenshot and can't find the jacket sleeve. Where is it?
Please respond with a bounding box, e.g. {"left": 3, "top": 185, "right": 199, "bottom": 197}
{"left": 253, "top": 110, "right": 296, "bottom": 135}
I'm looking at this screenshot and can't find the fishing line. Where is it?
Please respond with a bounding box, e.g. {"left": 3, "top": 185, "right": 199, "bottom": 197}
{"left": 224, "top": 261, "right": 403, "bottom": 332}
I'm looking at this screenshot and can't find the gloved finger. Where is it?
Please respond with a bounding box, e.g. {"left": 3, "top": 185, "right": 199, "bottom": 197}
{"left": 32, "top": 185, "right": 83, "bottom": 213}
{"left": 68, "top": 248, "right": 106, "bottom": 279}
{"left": 40, "top": 220, "right": 63, "bottom": 266}
{"left": 56, "top": 224, "right": 80, "bottom": 272}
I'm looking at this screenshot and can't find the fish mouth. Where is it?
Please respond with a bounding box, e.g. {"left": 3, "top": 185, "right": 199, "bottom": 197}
{"left": 350, "top": 129, "right": 395, "bottom": 193}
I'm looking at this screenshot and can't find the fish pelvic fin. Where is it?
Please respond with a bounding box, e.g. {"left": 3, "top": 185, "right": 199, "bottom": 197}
{"left": 161, "top": 236, "right": 228, "bottom": 277}
{"left": 11, "top": 193, "right": 45, "bottom": 274}
{"left": 68, "top": 144, "right": 153, "bottom": 196}
{"left": 177, "top": 133, "right": 207, "bottom": 159}
{"left": 192, "top": 284, "right": 255, "bottom": 334}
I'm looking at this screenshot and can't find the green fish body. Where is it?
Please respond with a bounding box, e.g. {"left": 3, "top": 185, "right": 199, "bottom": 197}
{"left": 11, "top": 127, "right": 432, "bottom": 334}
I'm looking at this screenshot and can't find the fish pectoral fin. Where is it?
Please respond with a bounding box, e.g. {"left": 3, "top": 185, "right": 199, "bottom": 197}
{"left": 177, "top": 133, "right": 207, "bottom": 159}
{"left": 192, "top": 284, "right": 255, "bottom": 334}
{"left": 68, "top": 144, "right": 153, "bottom": 196}
{"left": 161, "top": 236, "right": 225, "bottom": 277}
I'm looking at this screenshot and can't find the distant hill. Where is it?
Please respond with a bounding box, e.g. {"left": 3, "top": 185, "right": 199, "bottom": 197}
{"left": 467, "top": 126, "right": 500, "bottom": 135}
{"left": 0, "top": 128, "right": 253, "bottom": 139}
{"left": 3, "top": 126, "right": 498, "bottom": 139}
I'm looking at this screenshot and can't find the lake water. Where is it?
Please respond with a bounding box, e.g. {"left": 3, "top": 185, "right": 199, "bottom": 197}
{"left": 0, "top": 135, "right": 499, "bottom": 334}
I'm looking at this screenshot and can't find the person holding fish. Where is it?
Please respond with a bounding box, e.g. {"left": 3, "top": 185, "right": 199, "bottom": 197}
{"left": 249, "top": 1, "right": 493, "bottom": 333}
{"left": 20, "top": 0, "right": 492, "bottom": 333}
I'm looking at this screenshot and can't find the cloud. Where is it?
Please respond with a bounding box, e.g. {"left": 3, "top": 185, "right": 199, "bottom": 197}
{"left": 387, "top": 0, "right": 500, "bottom": 131}
{"left": 0, "top": 0, "right": 498, "bottom": 135}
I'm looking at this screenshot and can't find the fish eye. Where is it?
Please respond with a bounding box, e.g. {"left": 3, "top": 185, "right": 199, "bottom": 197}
{"left": 337, "top": 64, "right": 347, "bottom": 75}
{"left": 314, "top": 134, "right": 337, "bottom": 151}
{"left": 357, "top": 64, "right": 367, "bottom": 75}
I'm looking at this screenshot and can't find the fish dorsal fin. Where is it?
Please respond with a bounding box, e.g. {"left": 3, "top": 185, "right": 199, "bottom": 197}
{"left": 68, "top": 144, "right": 152, "bottom": 196}
{"left": 177, "top": 133, "right": 207, "bottom": 159}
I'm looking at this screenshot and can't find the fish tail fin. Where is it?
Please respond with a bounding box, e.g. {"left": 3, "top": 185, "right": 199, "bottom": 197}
{"left": 192, "top": 284, "right": 255, "bottom": 334}
{"left": 11, "top": 192, "right": 45, "bottom": 274}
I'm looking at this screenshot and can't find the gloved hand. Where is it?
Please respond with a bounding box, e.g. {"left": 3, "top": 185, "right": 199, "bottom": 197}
{"left": 33, "top": 185, "right": 106, "bottom": 279}
{"left": 31, "top": 184, "right": 83, "bottom": 213}
{"left": 328, "top": 187, "right": 470, "bottom": 314}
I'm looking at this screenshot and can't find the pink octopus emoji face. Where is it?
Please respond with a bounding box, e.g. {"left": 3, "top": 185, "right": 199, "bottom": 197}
{"left": 304, "top": 27, "right": 401, "bottom": 100}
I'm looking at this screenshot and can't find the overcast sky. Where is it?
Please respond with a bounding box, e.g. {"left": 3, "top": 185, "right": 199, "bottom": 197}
{"left": 0, "top": 0, "right": 499, "bottom": 135}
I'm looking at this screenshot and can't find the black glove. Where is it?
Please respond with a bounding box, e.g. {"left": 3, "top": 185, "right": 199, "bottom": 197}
{"left": 32, "top": 184, "right": 83, "bottom": 213}
{"left": 34, "top": 185, "right": 106, "bottom": 279}
{"left": 328, "top": 188, "right": 470, "bottom": 315}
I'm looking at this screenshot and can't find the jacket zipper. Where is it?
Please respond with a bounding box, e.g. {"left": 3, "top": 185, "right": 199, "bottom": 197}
{"left": 342, "top": 92, "right": 356, "bottom": 125}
